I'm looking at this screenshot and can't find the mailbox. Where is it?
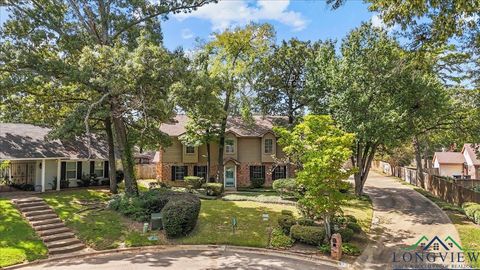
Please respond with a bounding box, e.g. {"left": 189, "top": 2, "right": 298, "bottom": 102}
{"left": 331, "top": 233, "right": 342, "bottom": 260}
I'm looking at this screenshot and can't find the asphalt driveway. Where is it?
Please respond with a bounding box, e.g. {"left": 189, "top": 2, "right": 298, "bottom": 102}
{"left": 353, "top": 171, "right": 461, "bottom": 269}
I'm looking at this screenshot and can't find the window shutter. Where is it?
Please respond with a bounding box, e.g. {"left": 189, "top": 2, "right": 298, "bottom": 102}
{"left": 61, "top": 162, "right": 66, "bottom": 181}
{"left": 193, "top": 166, "right": 198, "bottom": 176}
{"left": 90, "top": 161, "right": 95, "bottom": 175}
{"left": 261, "top": 166, "right": 265, "bottom": 180}
{"left": 184, "top": 166, "right": 189, "bottom": 176}
{"left": 272, "top": 167, "right": 276, "bottom": 181}
{"left": 249, "top": 166, "right": 254, "bottom": 180}
{"left": 171, "top": 166, "right": 176, "bottom": 181}
{"left": 76, "top": 162, "right": 82, "bottom": 179}
{"left": 104, "top": 161, "right": 109, "bottom": 178}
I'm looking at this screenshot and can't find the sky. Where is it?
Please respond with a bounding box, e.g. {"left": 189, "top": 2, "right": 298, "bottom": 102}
{"left": 0, "top": 1, "right": 379, "bottom": 51}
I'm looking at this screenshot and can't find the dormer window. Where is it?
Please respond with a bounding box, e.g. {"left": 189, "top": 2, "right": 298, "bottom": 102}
{"left": 264, "top": 138, "right": 273, "bottom": 154}
{"left": 186, "top": 146, "right": 195, "bottom": 154}
{"left": 225, "top": 139, "right": 235, "bottom": 154}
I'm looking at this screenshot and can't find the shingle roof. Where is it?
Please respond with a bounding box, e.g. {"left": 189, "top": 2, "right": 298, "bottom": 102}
{"left": 433, "top": 152, "right": 465, "bottom": 164}
{"left": 462, "top": 143, "right": 480, "bottom": 165}
{"left": 160, "top": 115, "right": 288, "bottom": 137}
{"left": 0, "top": 123, "right": 108, "bottom": 160}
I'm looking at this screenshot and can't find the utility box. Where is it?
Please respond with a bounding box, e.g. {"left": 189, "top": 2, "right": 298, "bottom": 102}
{"left": 331, "top": 233, "right": 342, "bottom": 260}
{"left": 151, "top": 213, "right": 163, "bottom": 230}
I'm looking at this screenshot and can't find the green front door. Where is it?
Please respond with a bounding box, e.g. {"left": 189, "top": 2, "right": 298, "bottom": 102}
{"left": 225, "top": 166, "right": 235, "bottom": 187}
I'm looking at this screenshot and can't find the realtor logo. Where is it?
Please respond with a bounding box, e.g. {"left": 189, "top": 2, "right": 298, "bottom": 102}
{"left": 403, "top": 235, "right": 463, "bottom": 251}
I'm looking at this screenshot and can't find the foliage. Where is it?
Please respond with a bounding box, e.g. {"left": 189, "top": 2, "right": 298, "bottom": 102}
{"left": 116, "top": 170, "right": 125, "bottom": 184}
{"left": 281, "top": 210, "right": 294, "bottom": 216}
{"left": 272, "top": 178, "right": 299, "bottom": 197}
{"left": 269, "top": 228, "right": 295, "bottom": 249}
{"left": 335, "top": 227, "right": 354, "bottom": 242}
{"left": 201, "top": 183, "right": 224, "bottom": 196}
{"left": 297, "top": 217, "right": 316, "bottom": 226}
{"left": 377, "top": 144, "right": 415, "bottom": 173}
{"left": 290, "top": 225, "right": 325, "bottom": 246}
{"left": 342, "top": 243, "right": 361, "bottom": 256}
{"left": 250, "top": 178, "right": 265, "bottom": 189}
{"left": 277, "top": 214, "right": 296, "bottom": 234}
{"left": 347, "top": 222, "right": 362, "bottom": 233}
{"left": 318, "top": 244, "right": 331, "bottom": 254}
{"left": 462, "top": 202, "right": 480, "bottom": 225}
{"left": 184, "top": 176, "right": 205, "bottom": 189}
{"left": 275, "top": 115, "right": 354, "bottom": 238}
{"left": 162, "top": 195, "right": 201, "bottom": 237}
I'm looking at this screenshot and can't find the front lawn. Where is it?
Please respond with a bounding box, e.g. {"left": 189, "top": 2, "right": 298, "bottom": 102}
{"left": 175, "top": 200, "right": 298, "bottom": 247}
{"left": 342, "top": 194, "right": 373, "bottom": 232}
{"left": 41, "top": 190, "right": 164, "bottom": 250}
{"left": 0, "top": 199, "right": 47, "bottom": 267}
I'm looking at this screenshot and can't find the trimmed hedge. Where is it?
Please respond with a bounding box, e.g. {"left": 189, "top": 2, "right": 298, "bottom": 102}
{"left": 297, "top": 217, "right": 316, "bottom": 226}
{"left": 251, "top": 178, "right": 265, "bottom": 188}
{"left": 184, "top": 176, "right": 204, "bottom": 189}
{"left": 337, "top": 227, "right": 354, "bottom": 242}
{"left": 290, "top": 225, "right": 325, "bottom": 246}
{"left": 202, "top": 183, "right": 224, "bottom": 196}
{"left": 462, "top": 202, "right": 480, "bottom": 224}
{"left": 162, "top": 194, "right": 201, "bottom": 237}
{"left": 272, "top": 178, "right": 297, "bottom": 196}
{"left": 347, "top": 222, "right": 362, "bottom": 233}
{"left": 270, "top": 228, "right": 294, "bottom": 248}
{"left": 278, "top": 214, "right": 296, "bottom": 234}
{"left": 281, "top": 210, "right": 294, "bottom": 216}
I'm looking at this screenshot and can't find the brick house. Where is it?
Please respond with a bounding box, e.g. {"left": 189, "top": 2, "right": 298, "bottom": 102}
{"left": 154, "top": 115, "right": 295, "bottom": 189}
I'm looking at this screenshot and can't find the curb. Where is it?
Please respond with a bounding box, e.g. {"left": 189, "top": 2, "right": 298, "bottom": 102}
{"left": 4, "top": 245, "right": 344, "bottom": 269}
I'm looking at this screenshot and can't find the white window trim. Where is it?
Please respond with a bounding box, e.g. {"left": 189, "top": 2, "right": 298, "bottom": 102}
{"left": 225, "top": 138, "right": 235, "bottom": 154}
{"left": 66, "top": 161, "right": 77, "bottom": 180}
{"left": 94, "top": 161, "right": 105, "bottom": 178}
{"left": 185, "top": 145, "right": 195, "bottom": 155}
{"left": 264, "top": 138, "right": 273, "bottom": 154}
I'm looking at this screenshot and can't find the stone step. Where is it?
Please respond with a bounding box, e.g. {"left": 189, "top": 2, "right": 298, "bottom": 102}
{"left": 49, "top": 243, "right": 85, "bottom": 255}
{"left": 45, "top": 238, "right": 81, "bottom": 249}
{"left": 34, "top": 222, "right": 65, "bottom": 231}
{"left": 16, "top": 201, "right": 46, "bottom": 209}
{"left": 27, "top": 213, "right": 58, "bottom": 222}
{"left": 42, "top": 232, "right": 76, "bottom": 243}
{"left": 24, "top": 209, "right": 55, "bottom": 217}
{"left": 37, "top": 227, "right": 71, "bottom": 237}
{"left": 13, "top": 197, "right": 43, "bottom": 204}
{"left": 30, "top": 218, "right": 62, "bottom": 227}
{"left": 20, "top": 205, "right": 50, "bottom": 212}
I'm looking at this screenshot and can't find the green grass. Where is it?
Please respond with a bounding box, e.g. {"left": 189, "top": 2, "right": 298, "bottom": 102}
{"left": 175, "top": 200, "right": 298, "bottom": 247}
{"left": 41, "top": 190, "right": 163, "bottom": 250}
{"left": 0, "top": 199, "right": 48, "bottom": 267}
{"left": 342, "top": 194, "right": 374, "bottom": 233}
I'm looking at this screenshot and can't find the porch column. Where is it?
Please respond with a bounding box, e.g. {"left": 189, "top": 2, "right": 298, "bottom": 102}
{"left": 41, "top": 159, "right": 46, "bottom": 192}
{"left": 9, "top": 165, "right": 12, "bottom": 183}
{"left": 56, "top": 159, "right": 61, "bottom": 191}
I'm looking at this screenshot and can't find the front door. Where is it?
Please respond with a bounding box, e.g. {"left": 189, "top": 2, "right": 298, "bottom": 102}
{"left": 224, "top": 166, "right": 236, "bottom": 188}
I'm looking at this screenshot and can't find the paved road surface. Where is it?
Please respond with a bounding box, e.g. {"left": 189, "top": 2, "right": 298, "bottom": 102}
{"left": 18, "top": 248, "right": 340, "bottom": 270}
{"left": 353, "top": 171, "right": 461, "bottom": 269}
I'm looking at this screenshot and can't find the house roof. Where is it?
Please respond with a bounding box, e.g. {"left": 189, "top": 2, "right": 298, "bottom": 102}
{"left": 160, "top": 115, "right": 288, "bottom": 137}
{"left": 0, "top": 123, "right": 108, "bottom": 160}
{"left": 462, "top": 143, "right": 480, "bottom": 165}
{"left": 433, "top": 152, "right": 465, "bottom": 164}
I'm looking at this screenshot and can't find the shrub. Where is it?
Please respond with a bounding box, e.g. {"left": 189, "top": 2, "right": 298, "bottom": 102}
{"left": 202, "top": 183, "right": 224, "bottom": 196}
{"left": 251, "top": 178, "right": 265, "bottom": 188}
{"left": 281, "top": 210, "right": 294, "bottom": 216}
{"left": 337, "top": 227, "right": 354, "bottom": 242}
{"left": 116, "top": 170, "right": 125, "bottom": 183}
{"left": 270, "top": 228, "right": 294, "bottom": 248}
{"left": 272, "top": 178, "right": 297, "bottom": 196}
{"left": 342, "top": 243, "right": 361, "bottom": 255}
{"left": 297, "top": 217, "right": 316, "bottom": 226}
{"left": 347, "top": 222, "right": 362, "bottom": 233}
{"left": 162, "top": 193, "right": 201, "bottom": 237}
{"left": 318, "top": 244, "right": 331, "bottom": 254}
{"left": 339, "top": 181, "right": 353, "bottom": 193}
{"left": 345, "top": 215, "right": 358, "bottom": 224}
{"left": 184, "top": 176, "right": 204, "bottom": 189}
{"left": 290, "top": 225, "right": 325, "bottom": 246}
{"left": 278, "top": 214, "right": 296, "bottom": 234}
{"left": 463, "top": 202, "right": 480, "bottom": 224}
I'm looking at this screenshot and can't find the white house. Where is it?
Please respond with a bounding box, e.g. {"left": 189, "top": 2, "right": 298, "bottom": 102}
{"left": 432, "top": 151, "right": 465, "bottom": 178}
{"left": 0, "top": 123, "right": 110, "bottom": 192}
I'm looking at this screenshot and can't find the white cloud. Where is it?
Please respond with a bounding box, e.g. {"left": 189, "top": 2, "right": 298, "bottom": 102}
{"left": 181, "top": 28, "right": 194, "bottom": 39}
{"left": 174, "top": 0, "right": 307, "bottom": 32}
{"left": 371, "top": 14, "right": 385, "bottom": 29}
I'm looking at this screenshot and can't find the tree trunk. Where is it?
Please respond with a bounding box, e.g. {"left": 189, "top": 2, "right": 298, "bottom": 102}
{"left": 105, "top": 115, "right": 117, "bottom": 194}
{"left": 413, "top": 136, "right": 425, "bottom": 188}
{"left": 324, "top": 215, "right": 332, "bottom": 242}
{"left": 353, "top": 142, "right": 377, "bottom": 196}
{"left": 111, "top": 98, "right": 138, "bottom": 195}
{"left": 207, "top": 141, "right": 211, "bottom": 183}
{"left": 217, "top": 89, "right": 232, "bottom": 183}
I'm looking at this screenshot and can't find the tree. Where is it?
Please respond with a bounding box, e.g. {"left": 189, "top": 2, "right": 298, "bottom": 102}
{"left": 255, "top": 39, "right": 322, "bottom": 124}
{"left": 275, "top": 115, "right": 354, "bottom": 239}
{"left": 198, "top": 23, "right": 274, "bottom": 181}
{"left": 377, "top": 144, "right": 414, "bottom": 176}
{"left": 1, "top": 0, "right": 214, "bottom": 195}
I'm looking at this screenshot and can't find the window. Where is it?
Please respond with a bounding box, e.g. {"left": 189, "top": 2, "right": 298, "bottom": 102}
{"left": 172, "top": 166, "right": 187, "bottom": 180}
{"left": 250, "top": 166, "right": 265, "bottom": 180}
{"left": 194, "top": 166, "right": 208, "bottom": 180}
{"left": 66, "top": 162, "right": 77, "bottom": 180}
{"left": 94, "top": 161, "right": 104, "bottom": 178}
{"left": 264, "top": 138, "right": 273, "bottom": 154}
{"left": 225, "top": 139, "right": 235, "bottom": 154}
{"left": 433, "top": 243, "right": 439, "bottom": 251}
{"left": 272, "top": 166, "right": 287, "bottom": 180}
{"left": 186, "top": 146, "right": 195, "bottom": 154}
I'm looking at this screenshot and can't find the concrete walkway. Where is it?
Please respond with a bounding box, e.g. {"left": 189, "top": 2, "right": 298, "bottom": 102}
{"left": 353, "top": 171, "right": 461, "bottom": 269}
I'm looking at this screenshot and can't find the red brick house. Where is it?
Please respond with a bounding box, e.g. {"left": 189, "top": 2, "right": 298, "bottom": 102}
{"left": 154, "top": 115, "right": 295, "bottom": 189}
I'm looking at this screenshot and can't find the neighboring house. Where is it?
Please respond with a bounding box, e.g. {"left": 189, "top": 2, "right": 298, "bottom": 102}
{"left": 0, "top": 123, "right": 109, "bottom": 192}
{"left": 432, "top": 151, "right": 466, "bottom": 178}
{"left": 462, "top": 143, "right": 480, "bottom": 179}
{"left": 155, "top": 115, "right": 294, "bottom": 189}
{"left": 134, "top": 152, "right": 155, "bottom": 164}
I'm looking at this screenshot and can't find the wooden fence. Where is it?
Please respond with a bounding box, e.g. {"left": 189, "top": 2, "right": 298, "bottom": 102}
{"left": 135, "top": 164, "right": 157, "bottom": 180}
{"left": 372, "top": 161, "right": 480, "bottom": 205}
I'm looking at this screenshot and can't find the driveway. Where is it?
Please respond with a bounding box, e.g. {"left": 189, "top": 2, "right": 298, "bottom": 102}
{"left": 353, "top": 171, "right": 461, "bottom": 269}
{"left": 15, "top": 247, "right": 340, "bottom": 270}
